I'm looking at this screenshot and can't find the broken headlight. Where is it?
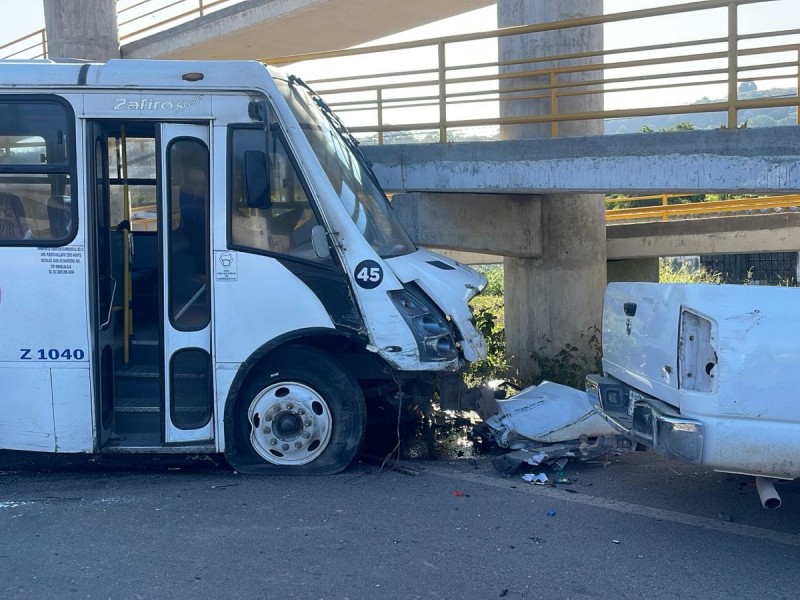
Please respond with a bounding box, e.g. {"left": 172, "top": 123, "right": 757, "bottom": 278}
{"left": 389, "top": 285, "right": 458, "bottom": 362}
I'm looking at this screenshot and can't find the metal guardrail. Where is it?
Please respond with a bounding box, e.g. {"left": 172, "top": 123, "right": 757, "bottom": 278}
{"left": 0, "top": 29, "right": 47, "bottom": 60}
{"left": 263, "top": 0, "right": 800, "bottom": 143}
{"left": 1, "top": 1, "right": 797, "bottom": 228}
{"left": 116, "top": 0, "right": 245, "bottom": 43}
{"left": 605, "top": 194, "right": 800, "bottom": 222}
{"left": 3, "top": 0, "right": 798, "bottom": 143}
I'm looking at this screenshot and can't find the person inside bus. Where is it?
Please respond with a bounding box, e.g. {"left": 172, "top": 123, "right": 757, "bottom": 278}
{"left": 0, "top": 191, "right": 33, "bottom": 240}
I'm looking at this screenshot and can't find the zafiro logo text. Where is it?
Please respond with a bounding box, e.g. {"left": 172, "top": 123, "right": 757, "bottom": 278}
{"left": 113, "top": 96, "right": 204, "bottom": 114}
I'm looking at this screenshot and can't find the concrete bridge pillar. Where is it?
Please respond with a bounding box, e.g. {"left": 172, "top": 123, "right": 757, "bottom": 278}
{"left": 498, "top": 0, "right": 606, "bottom": 380}
{"left": 43, "top": 0, "right": 120, "bottom": 60}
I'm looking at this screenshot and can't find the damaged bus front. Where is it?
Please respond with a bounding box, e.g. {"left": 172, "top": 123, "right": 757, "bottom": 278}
{"left": 588, "top": 282, "right": 800, "bottom": 508}
{"left": 0, "top": 59, "right": 486, "bottom": 475}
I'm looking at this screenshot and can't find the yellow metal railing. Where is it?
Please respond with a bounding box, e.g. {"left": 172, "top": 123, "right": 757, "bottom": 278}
{"left": 0, "top": 29, "right": 47, "bottom": 60}
{"left": 605, "top": 194, "right": 800, "bottom": 222}
{"left": 116, "top": 0, "right": 246, "bottom": 44}
{"left": 2, "top": 0, "right": 798, "bottom": 145}
{"left": 263, "top": 0, "right": 800, "bottom": 142}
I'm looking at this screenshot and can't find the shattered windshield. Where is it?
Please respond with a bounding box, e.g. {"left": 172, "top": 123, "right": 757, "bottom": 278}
{"left": 277, "top": 78, "right": 416, "bottom": 259}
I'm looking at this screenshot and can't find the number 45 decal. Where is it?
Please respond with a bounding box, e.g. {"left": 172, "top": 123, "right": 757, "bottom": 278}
{"left": 354, "top": 260, "right": 383, "bottom": 289}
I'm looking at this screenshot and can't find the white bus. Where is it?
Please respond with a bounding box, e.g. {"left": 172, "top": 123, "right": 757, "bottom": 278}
{"left": 0, "top": 59, "right": 487, "bottom": 474}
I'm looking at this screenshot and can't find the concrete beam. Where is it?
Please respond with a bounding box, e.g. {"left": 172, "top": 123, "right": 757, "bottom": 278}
{"left": 122, "top": 0, "right": 493, "bottom": 60}
{"left": 391, "top": 192, "right": 542, "bottom": 258}
{"left": 365, "top": 127, "right": 800, "bottom": 195}
{"left": 606, "top": 212, "right": 800, "bottom": 259}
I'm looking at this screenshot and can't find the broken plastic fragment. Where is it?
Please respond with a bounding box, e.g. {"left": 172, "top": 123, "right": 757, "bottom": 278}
{"left": 522, "top": 472, "right": 548, "bottom": 484}
{"left": 526, "top": 452, "right": 547, "bottom": 466}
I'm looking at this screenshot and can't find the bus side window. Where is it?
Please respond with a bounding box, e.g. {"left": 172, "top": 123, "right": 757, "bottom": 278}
{"left": 0, "top": 99, "right": 75, "bottom": 245}
{"left": 229, "top": 126, "right": 330, "bottom": 263}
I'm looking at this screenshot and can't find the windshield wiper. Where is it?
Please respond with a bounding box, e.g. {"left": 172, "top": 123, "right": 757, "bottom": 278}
{"left": 287, "top": 75, "right": 377, "bottom": 175}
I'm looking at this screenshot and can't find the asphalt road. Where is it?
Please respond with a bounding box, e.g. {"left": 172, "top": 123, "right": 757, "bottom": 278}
{"left": 1, "top": 441, "right": 799, "bottom": 600}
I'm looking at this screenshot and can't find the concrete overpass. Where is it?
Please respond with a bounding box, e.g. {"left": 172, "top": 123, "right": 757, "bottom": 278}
{"left": 121, "top": 0, "right": 494, "bottom": 60}
{"left": 362, "top": 126, "right": 800, "bottom": 260}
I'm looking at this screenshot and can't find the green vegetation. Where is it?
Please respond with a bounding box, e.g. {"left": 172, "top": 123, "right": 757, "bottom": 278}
{"left": 467, "top": 265, "right": 515, "bottom": 386}
{"left": 659, "top": 259, "right": 722, "bottom": 284}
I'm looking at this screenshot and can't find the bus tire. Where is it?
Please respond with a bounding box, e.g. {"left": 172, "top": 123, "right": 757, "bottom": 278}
{"left": 232, "top": 347, "right": 366, "bottom": 474}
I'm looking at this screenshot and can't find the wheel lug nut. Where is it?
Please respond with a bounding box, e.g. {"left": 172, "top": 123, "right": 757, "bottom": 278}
{"left": 303, "top": 432, "right": 311, "bottom": 439}
{"left": 286, "top": 403, "right": 294, "bottom": 410}
{"left": 298, "top": 409, "right": 305, "bottom": 416}
{"left": 262, "top": 426, "right": 271, "bottom": 434}
{"left": 295, "top": 442, "right": 303, "bottom": 449}
{"left": 304, "top": 419, "right": 311, "bottom": 427}
{"left": 282, "top": 443, "right": 290, "bottom": 451}
{"left": 270, "top": 438, "right": 277, "bottom": 446}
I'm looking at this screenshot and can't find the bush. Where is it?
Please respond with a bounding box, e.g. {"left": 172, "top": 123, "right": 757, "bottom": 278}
{"left": 473, "top": 264, "right": 503, "bottom": 296}
{"left": 466, "top": 294, "right": 517, "bottom": 386}
{"left": 659, "top": 259, "right": 722, "bottom": 283}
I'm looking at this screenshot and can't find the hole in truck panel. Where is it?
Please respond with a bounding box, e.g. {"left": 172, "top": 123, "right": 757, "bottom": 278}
{"left": 679, "top": 310, "right": 717, "bottom": 393}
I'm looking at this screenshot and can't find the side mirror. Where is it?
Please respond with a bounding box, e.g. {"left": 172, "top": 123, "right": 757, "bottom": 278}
{"left": 243, "top": 150, "right": 271, "bottom": 209}
{"left": 311, "top": 225, "right": 331, "bottom": 259}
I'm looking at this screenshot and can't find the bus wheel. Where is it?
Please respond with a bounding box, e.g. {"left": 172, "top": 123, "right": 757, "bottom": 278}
{"left": 233, "top": 347, "right": 366, "bottom": 474}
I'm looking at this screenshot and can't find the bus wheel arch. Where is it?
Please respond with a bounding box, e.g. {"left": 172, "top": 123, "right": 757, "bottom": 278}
{"left": 225, "top": 344, "right": 366, "bottom": 474}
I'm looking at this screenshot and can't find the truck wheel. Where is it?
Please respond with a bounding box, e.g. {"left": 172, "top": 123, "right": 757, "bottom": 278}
{"left": 232, "top": 347, "right": 366, "bottom": 474}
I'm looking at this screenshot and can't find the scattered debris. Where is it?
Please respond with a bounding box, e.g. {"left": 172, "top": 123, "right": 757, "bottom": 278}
{"left": 452, "top": 490, "right": 466, "bottom": 497}
{"left": 521, "top": 473, "right": 548, "bottom": 485}
{"left": 546, "top": 509, "right": 557, "bottom": 517}
{"left": 553, "top": 470, "right": 570, "bottom": 484}
{"left": 359, "top": 454, "right": 421, "bottom": 477}
{"left": 475, "top": 381, "right": 632, "bottom": 474}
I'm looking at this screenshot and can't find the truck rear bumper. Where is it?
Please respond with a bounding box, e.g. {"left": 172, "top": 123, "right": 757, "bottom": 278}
{"left": 586, "top": 375, "right": 704, "bottom": 464}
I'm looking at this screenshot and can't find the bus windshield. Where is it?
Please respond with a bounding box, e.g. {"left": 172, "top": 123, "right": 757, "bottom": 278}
{"left": 278, "top": 78, "right": 416, "bottom": 259}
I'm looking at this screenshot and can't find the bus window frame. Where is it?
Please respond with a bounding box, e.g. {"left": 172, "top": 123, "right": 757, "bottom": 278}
{"left": 0, "top": 94, "right": 78, "bottom": 247}
{"left": 225, "top": 122, "right": 339, "bottom": 272}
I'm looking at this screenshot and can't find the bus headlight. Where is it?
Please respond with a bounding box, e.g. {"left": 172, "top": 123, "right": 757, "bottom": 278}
{"left": 389, "top": 286, "right": 458, "bottom": 362}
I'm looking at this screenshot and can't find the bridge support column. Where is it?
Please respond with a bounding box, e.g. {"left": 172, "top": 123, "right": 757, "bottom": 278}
{"left": 43, "top": 0, "right": 120, "bottom": 60}
{"left": 498, "top": 0, "right": 605, "bottom": 380}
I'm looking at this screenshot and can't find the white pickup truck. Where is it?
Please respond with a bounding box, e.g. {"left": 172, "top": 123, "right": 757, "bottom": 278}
{"left": 587, "top": 282, "right": 800, "bottom": 508}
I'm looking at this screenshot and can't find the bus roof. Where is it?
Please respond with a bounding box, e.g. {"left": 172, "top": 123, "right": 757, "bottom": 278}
{"left": 0, "top": 59, "right": 280, "bottom": 92}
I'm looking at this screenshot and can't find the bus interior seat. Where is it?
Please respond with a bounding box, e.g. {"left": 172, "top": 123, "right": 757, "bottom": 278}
{"left": 0, "top": 192, "right": 27, "bottom": 240}
{"left": 130, "top": 233, "right": 158, "bottom": 289}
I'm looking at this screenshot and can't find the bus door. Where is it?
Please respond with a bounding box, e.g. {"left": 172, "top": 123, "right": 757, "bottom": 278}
{"left": 87, "top": 122, "right": 116, "bottom": 448}
{"left": 158, "top": 124, "right": 213, "bottom": 443}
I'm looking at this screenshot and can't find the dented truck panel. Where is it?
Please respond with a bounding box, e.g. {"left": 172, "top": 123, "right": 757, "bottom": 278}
{"left": 594, "top": 282, "right": 800, "bottom": 479}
